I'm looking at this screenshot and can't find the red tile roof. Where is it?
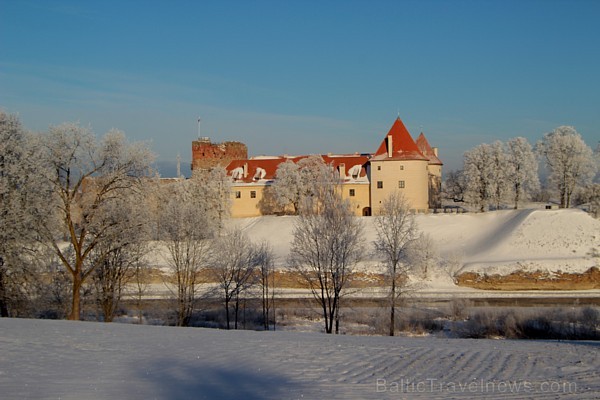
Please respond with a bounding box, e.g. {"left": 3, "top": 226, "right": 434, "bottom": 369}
{"left": 225, "top": 155, "right": 369, "bottom": 183}
{"left": 224, "top": 117, "right": 441, "bottom": 181}
{"left": 416, "top": 132, "right": 443, "bottom": 165}
{"left": 372, "top": 118, "right": 428, "bottom": 161}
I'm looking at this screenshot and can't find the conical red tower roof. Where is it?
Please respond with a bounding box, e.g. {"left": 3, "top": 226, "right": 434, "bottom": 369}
{"left": 372, "top": 118, "right": 428, "bottom": 161}
{"left": 416, "top": 132, "right": 443, "bottom": 165}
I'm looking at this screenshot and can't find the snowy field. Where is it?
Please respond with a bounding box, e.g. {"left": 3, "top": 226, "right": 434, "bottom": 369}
{"left": 1, "top": 318, "right": 599, "bottom": 400}
{"left": 2, "top": 209, "right": 599, "bottom": 399}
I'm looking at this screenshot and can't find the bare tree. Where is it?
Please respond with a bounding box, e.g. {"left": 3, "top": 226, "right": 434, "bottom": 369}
{"left": 256, "top": 241, "right": 276, "bottom": 330}
{"left": 160, "top": 178, "right": 215, "bottom": 327}
{"left": 373, "top": 193, "right": 419, "bottom": 336}
{"left": 537, "top": 126, "right": 597, "bottom": 208}
{"left": 442, "top": 169, "right": 466, "bottom": 203}
{"left": 34, "top": 123, "right": 154, "bottom": 320}
{"left": 211, "top": 228, "right": 258, "bottom": 330}
{"left": 289, "top": 164, "right": 364, "bottom": 334}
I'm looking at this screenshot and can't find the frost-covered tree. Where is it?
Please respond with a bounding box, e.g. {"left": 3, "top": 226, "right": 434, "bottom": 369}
{"left": 271, "top": 160, "right": 302, "bottom": 213}
{"left": 198, "top": 166, "right": 231, "bottom": 231}
{"left": 537, "top": 126, "right": 597, "bottom": 208}
{"left": 270, "top": 155, "right": 329, "bottom": 214}
{"left": 36, "top": 123, "right": 154, "bottom": 320}
{"left": 0, "top": 111, "right": 50, "bottom": 317}
{"left": 463, "top": 143, "right": 495, "bottom": 212}
{"left": 488, "top": 141, "right": 509, "bottom": 210}
{"left": 161, "top": 178, "right": 215, "bottom": 327}
{"left": 88, "top": 191, "right": 150, "bottom": 322}
{"left": 289, "top": 167, "right": 364, "bottom": 334}
{"left": 405, "top": 232, "right": 438, "bottom": 280}
{"left": 505, "top": 137, "right": 540, "bottom": 209}
{"left": 578, "top": 183, "right": 600, "bottom": 218}
{"left": 211, "top": 228, "right": 258, "bottom": 330}
{"left": 373, "top": 193, "right": 418, "bottom": 336}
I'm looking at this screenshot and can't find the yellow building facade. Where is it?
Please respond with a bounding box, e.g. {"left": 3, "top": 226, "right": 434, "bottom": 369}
{"left": 193, "top": 117, "right": 442, "bottom": 217}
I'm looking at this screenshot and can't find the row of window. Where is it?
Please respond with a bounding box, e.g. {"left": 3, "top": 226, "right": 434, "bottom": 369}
{"left": 376, "top": 165, "right": 404, "bottom": 171}
{"left": 235, "top": 191, "right": 256, "bottom": 199}
{"left": 376, "top": 181, "right": 405, "bottom": 189}
{"left": 235, "top": 182, "right": 406, "bottom": 200}
{"left": 348, "top": 180, "right": 406, "bottom": 196}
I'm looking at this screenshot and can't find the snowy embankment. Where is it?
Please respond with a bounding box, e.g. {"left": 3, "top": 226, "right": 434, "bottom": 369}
{"left": 232, "top": 208, "right": 600, "bottom": 274}
{"left": 232, "top": 208, "right": 600, "bottom": 286}
{"left": 1, "top": 318, "right": 599, "bottom": 400}
{"left": 140, "top": 208, "right": 600, "bottom": 297}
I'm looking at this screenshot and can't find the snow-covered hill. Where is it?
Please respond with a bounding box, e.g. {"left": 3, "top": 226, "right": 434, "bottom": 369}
{"left": 1, "top": 318, "right": 598, "bottom": 399}
{"left": 232, "top": 208, "right": 600, "bottom": 279}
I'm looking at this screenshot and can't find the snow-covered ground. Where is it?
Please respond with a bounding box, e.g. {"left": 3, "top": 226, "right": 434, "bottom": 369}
{"left": 4, "top": 210, "right": 599, "bottom": 399}
{"left": 232, "top": 207, "right": 600, "bottom": 290}
{"left": 140, "top": 208, "right": 600, "bottom": 299}
{"left": 1, "top": 318, "right": 598, "bottom": 399}
{"left": 231, "top": 208, "right": 600, "bottom": 274}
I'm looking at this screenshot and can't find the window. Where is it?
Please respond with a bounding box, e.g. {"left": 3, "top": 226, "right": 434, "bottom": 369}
{"left": 377, "top": 181, "right": 383, "bottom": 189}
{"left": 250, "top": 191, "right": 256, "bottom": 198}
{"left": 398, "top": 180, "right": 405, "bottom": 188}
{"left": 235, "top": 191, "right": 241, "bottom": 199}
{"left": 400, "top": 165, "right": 404, "bottom": 170}
{"left": 377, "top": 165, "right": 381, "bottom": 171}
{"left": 349, "top": 189, "right": 355, "bottom": 197}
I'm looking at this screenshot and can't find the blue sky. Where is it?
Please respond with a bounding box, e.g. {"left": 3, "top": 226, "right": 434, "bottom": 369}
{"left": 1, "top": 0, "right": 599, "bottom": 176}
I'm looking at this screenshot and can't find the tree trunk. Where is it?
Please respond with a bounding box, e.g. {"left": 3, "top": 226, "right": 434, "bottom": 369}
{"left": 262, "top": 282, "right": 269, "bottom": 330}
{"left": 234, "top": 295, "right": 239, "bottom": 330}
{"left": 225, "top": 296, "right": 231, "bottom": 330}
{"left": 0, "top": 269, "right": 9, "bottom": 317}
{"left": 335, "top": 300, "right": 340, "bottom": 335}
{"left": 390, "top": 274, "right": 396, "bottom": 336}
{"left": 69, "top": 272, "right": 83, "bottom": 321}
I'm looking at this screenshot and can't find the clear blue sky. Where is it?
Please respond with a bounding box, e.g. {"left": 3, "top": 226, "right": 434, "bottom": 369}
{"left": 1, "top": 0, "right": 599, "bottom": 176}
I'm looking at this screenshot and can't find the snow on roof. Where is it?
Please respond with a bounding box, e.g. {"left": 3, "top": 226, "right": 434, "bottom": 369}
{"left": 250, "top": 155, "right": 284, "bottom": 160}
{"left": 226, "top": 154, "right": 369, "bottom": 183}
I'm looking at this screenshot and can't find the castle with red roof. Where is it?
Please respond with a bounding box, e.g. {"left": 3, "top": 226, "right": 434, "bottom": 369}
{"left": 191, "top": 117, "right": 442, "bottom": 217}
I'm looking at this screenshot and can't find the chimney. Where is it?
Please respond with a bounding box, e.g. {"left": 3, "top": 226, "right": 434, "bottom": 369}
{"left": 387, "top": 135, "right": 393, "bottom": 158}
{"left": 339, "top": 163, "right": 346, "bottom": 179}
{"left": 243, "top": 163, "right": 248, "bottom": 178}
{"left": 433, "top": 147, "right": 438, "bottom": 157}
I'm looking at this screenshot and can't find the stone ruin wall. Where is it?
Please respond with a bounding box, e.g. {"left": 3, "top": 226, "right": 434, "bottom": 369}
{"left": 191, "top": 139, "right": 248, "bottom": 171}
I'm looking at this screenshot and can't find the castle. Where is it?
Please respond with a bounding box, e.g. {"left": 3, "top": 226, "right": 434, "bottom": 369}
{"left": 191, "top": 117, "right": 442, "bottom": 217}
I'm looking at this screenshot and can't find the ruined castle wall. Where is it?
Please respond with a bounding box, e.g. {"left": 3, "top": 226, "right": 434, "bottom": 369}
{"left": 191, "top": 140, "right": 248, "bottom": 171}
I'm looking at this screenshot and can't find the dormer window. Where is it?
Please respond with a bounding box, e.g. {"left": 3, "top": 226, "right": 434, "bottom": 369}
{"left": 253, "top": 167, "right": 266, "bottom": 181}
